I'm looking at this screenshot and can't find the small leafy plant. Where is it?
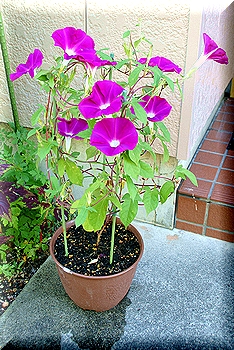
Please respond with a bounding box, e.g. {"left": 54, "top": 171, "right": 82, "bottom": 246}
{"left": 0, "top": 125, "right": 59, "bottom": 277}
{"left": 10, "top": 27, "right": 228, "bottom": 265}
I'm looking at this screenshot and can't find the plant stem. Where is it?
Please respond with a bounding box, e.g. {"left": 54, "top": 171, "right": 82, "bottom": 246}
{"left": 109, "top": 213, "right": 116, "bottom": 265}
{"left": 61, "top": 205, "right": 68, "bottom": 256}
{"left": 0, "top": 12, "right": 20, "bottom": 131}
{"left": 109, "top": 156, "right": 120, "bottom": 265}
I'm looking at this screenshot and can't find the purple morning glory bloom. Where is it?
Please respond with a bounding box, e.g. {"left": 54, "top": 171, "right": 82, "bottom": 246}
{"left": 57, "top": 117, "right": 88, "bottom": 140}
{"left": 90, "top": 117, "right": 138, "bottom": 156}
{"left": 10, "top": 49, "right": 43, "bottom": 81}
{"left": 139, "top": 56, "right": 182, "bottom": 74}
{"left": 79, "top": 80, "right": 124, "bottom": 119}
{"left": 203, "top": 33, "right": 228, "bottom": 64}
{"left": 52, "top": 27, "right": 96, "bottom": 61}
{"left": 137, "top": 95, "right": 172, "bottom": 122}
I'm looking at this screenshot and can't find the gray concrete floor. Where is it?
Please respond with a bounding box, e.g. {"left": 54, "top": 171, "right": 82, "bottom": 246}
{"left": 0, "top": 221, "right": 233, "bottom": 349}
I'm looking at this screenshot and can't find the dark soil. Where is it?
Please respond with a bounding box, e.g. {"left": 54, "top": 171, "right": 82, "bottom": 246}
{"left": 0, "top": 249, "right": 50, "bottom": 316}
{"left": 54, "top": 223, "right": 141, "bottom": 276}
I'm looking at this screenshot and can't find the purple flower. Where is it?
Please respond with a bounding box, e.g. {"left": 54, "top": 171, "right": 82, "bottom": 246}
{"left": 10, "top": 49, "right": 43, "bottom": 81}
{"left": 139, "top": 56, "right": 182, "bottom": 74}
{"left": 57, "top": 117, "right": 88, "bottom": 140}
{"left": 137, "top": 95, "right": 172, "bottom": 122}
{"left": 79, "top": 80, "right": 124, "bottom": 119}
{"left": 52, "top": 27, "right": 96, "bottom": 61}
{"left": 90, "top": 117, "right": 138, "bottom": 156}
{"left": 203, "top": 33, "right": 228, "bottom": 64}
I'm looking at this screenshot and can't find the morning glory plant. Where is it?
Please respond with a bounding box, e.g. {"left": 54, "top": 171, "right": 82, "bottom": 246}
{"left": 10, "top": 27, "right": 228, "bottom": 263}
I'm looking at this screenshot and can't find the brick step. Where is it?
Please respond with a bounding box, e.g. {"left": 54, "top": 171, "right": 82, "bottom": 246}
{"left": 175, "top": 98, "right": 234, "bottom": 243}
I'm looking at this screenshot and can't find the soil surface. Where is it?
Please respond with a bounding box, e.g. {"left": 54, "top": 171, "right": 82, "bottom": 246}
{"left": 0, "top": 249, "right": 49, "bottom": 316}
{"left": 54, "top": 223, "right": 141, "bottom": 276}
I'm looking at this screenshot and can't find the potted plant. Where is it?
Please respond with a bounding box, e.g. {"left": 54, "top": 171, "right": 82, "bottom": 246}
{"left": 9, "top": 27, "right": 228, "bottom": 311}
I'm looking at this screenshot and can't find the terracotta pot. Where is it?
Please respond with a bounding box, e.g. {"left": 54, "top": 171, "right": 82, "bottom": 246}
{"left": 50, "top": 219, "right": 144, "bottom": 312}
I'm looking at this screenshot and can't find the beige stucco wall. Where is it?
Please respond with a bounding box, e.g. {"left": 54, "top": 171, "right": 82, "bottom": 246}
{"left": 0, "top": 0, "right": 85, "bottom": 126}
{"left": 1, "top": 0, "right": 233, "bottom": 162}
{"left": 1, "top": 0, "right": 190, "bottom": 158}
{"left": 177, "top": 1, "right": 234, "bottom": 162}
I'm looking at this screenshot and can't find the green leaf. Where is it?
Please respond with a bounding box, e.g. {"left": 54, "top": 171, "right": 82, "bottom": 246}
{"left": 77, "top": 128, "right": 92, "bottom": 139}
{"left": 115, "top": 59, "right": 130, "bottom": 70}
{"left": 78, "top": 119, "right": 96, "bottom": 139}
{"left": 128, "top": 144, "right": 141, "bottom": 164}
{"left": 139, "top": 160, "right": 154, "bottom": 178}
{"left": 75, "top": 207, "right": 89, "bottom": 228}
{"left": 50, "top": 176, "right": 61, "bottom": 192}
{"left": 131, "top": 98, "right": 147, "bottom": 124}
{"left": 70, "top": 199, "right": 80, "bottom": 213}
{"left": 31, "top": 105, "right": 45, "bottom": 126}
{"left": 86, "top": 146, "right": 98, "bottom": 160}
{"left": 134, "top": 38, "right": 142, "bottom": 48}
{"left": 175, "top": 165, "right": 198, "bottom": 186}
{"left": 162, "top": 141, "right": 169, "bottom": 163}
{"left": 37, "top": 140, "right": 52, "bottom": 161}
{"left": 123, "top": 30, "right": 130, "bottom": 38}
{"left": 157, "top": 122, "right": 171, "bottom": 142}
{"left": 57, "top": 158, "right": 66, "bottom": 177}
{"left": 97, "top": 50, "right": 112, "bottom": 61}
{"left": 109, "top": 195, "right": 122, "bottom": 210}
{"left": 65, "top": 159, "right": 83, "bottom": 186}
{"left": 163, "top": 75, "right": 175, "bottom": 91}
{"left": 126, "top": 175, "right": 138, "bottom": 200}
{"left": 69, "top": 106, "right": 79, "bottom": 118}
{"left": 83, "top": 197, "right": 108, "bottom": 232}
{"left": 48, "top": 75, "right": 55, "bottom": 89}
{"left": 27, "top": 127, "right": 39, "bottom": 139}
{"left": 143, "top": 187, "right": 159, "bottom": 215}
{"left": 123, "top": 153, "right": 140, "bottom": 180}
{"left": 34, "top": 69, "right": 49, "bottom": 81}
{"left": 128, "top": 66, "right": 142, "bottom": 87}
{"left": 160, "top": 180, "right": 175, "bottom": 204}
{"left": 71, "top": 151, "right": 80, "bottom": 158}
{"left": 150, "top": 66, "right": 163, "bottom": 87}
{"left": 138, "top": 140, "right": 156, "bottom": 162}
{"left": 119, "top": 193, "right": 138, "bottom": 227}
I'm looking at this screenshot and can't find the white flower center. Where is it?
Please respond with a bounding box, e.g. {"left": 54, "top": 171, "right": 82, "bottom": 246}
{"left": 110, "top": 139, "right": 120, "bottom": 148}
{"left": 66, "top": 48, "right": 76, "bottom": 56}
{"left": 100, "top": 103, "right": 110, "bottom": 110}
{"left": 147, "top": 112, "right": 155, "bottom": 119}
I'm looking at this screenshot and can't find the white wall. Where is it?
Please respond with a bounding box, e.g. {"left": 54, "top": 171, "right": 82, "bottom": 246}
{"left": 177, "top": 1, "right": 234, "bottom": 162}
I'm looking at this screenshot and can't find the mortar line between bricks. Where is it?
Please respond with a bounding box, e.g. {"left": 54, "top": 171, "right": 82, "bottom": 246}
{"left": 207, "top": 149, "right": 228, "bottom": 199}
{"left": 202, "top": 201, "right": 210, "bottom": 236}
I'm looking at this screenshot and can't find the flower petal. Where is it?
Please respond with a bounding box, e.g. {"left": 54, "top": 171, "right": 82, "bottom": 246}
{"left": 79, "top": 80, "right": 124, "bottom": 119}
{"left": 10, "top": 49, "right": 43, "bottom": 81}
{"left": 203, "top": 33, "right": 228, "bottom": 64}
{"left": 57, "top": 117, "right": 88, "bottom": 139}
{"left": 52, "top": 27, "right": 95, "bottom": 60}
{"left": 139, "top": 56, "right": 182, "bottom": 74}
{"left": 138, "top": 95, "right": 172, "bottom": 122}
{"left": 90, "top": 117, "right": 138, "bottom": 156}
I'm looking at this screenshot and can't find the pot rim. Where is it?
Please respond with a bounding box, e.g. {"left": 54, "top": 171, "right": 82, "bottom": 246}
{"left": 50, "top": 219, "right": 144, "bottom": 280}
